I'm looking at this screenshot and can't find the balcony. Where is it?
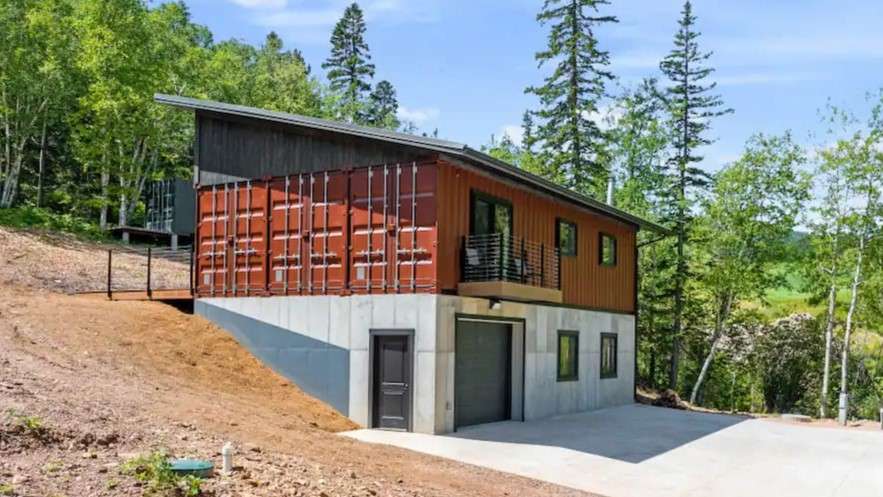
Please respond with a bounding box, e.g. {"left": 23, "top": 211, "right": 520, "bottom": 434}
{"left": 459, "top": 233, "right": 562, "bottom": 304}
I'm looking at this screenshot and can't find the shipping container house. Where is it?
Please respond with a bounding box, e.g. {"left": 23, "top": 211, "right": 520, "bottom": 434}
{"left": 157, "top": 94, "right": 669, "bottom": 434}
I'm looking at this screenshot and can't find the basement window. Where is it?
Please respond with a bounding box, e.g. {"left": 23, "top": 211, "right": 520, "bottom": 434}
{"left": 599, "top": 233, "right": 617, "bottom": 266}
{"left": 601, "top": 333, "right": 618, "bottom": 379}
{"left": 556, "top": 219, "right": 577, "bottom": 257}
{"left": 557, "top": 330, "right": 579, "bottom": 382}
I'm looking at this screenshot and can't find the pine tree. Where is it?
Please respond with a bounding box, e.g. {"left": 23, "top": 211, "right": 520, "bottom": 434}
{"left": 525, "top": 0, "right": 617, "bottom": 194}
{"left": 366, "top": 80, "right": 400, "bottom": 129}
{"left": 521, "top": 111, "right": 536, "bottom": 154}
{"left": 322, "top": 2, "right": 374, "bottom": 123}
{"left": 659, "top": 0, "right": 732, "bottom": 390}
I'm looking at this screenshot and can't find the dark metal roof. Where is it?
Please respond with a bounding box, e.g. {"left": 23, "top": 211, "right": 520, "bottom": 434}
{"left": 155, "top": 93, "right": 671, "bottom": 234}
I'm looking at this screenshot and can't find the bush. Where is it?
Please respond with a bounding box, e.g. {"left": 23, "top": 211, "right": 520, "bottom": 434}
{"left": 0, "top": 206, "right": 107, "bottom": 240}
{"left": 122, "top": 451, "right": 203, "bottom": 496}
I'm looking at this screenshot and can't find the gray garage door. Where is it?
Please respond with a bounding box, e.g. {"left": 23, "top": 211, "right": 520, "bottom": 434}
{"left": 455, "top": 320, "right": 511, "bottom": 429}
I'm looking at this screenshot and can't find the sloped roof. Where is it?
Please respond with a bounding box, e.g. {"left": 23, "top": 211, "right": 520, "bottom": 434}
{"left": 155, "top": 93, "right": 671, "bottom": 234}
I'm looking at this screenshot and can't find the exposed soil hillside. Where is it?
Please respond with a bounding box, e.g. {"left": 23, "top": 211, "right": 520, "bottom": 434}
{"left": 0, "top": 227, "right": 189, "bottom": 294}
{"left": 0, "top": 227, "right": 591, "bottom": 497}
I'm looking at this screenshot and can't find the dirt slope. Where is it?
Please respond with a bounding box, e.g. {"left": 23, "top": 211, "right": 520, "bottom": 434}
{"left": 0, "top": 228, "right": 591, "bottom": 497}
{"left": 0, "top": 227, "right": 188, "bottom": 293}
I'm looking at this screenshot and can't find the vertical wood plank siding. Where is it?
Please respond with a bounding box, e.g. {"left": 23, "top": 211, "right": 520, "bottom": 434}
{"left": 436, "top": 159, "right": 636, "bottom": 313}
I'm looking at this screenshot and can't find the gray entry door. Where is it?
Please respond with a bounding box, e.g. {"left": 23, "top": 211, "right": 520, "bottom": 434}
{"left": 372, "top": 334, "right": 411, "bottom": 430}
{"left": 455, "top": 320, "right": 511, "bottom": 429}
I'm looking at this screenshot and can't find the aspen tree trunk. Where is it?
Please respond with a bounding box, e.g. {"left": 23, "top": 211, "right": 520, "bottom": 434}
{"left": 820, "top": 280, "right": 837, "bottom": 418}
{"left": 839, "top": 235, "right": 865, "bottom": 424}
{"left": 36, "top": 117, "right": 47, "bottom": 207}
{"left": 690, "top": 292, "right": 733, "bottom": 405}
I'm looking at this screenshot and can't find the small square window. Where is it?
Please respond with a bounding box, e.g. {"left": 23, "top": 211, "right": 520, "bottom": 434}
{"left": 556, "top": 219, "right": 577, "bottom": 257}
{"left": 599, "top": 233, "right": 617, "bottom": 266}
{"left": 557, "top": 330, "right": 579, "bottom": 381}
{"left": 601, "top": 333, "right": 618, "bottom": 379}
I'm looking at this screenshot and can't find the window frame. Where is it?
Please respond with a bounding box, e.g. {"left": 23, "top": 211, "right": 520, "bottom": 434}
{"left": 598, "top": 232, "right": 617, "bottom": 266}
{"left": 469, "top": 190, "right": 513, "bottom": 236}
{"left": 556, "top": 330, "right": 580, "bottom": 382}
{"left": 600, "top": 332, "right": 618, "bottom": 379}
{"left": 556, "top": 218, "right": 578, "bottom": 257}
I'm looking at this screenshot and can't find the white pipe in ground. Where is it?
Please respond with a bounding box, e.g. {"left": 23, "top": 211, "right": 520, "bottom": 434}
{"left": 222, "top": 442, "right": 234, "bottom": 474}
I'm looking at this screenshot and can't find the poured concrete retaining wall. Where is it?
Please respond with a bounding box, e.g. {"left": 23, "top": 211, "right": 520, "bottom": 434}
{"left": 196, "top": 294, "right": 634, "bottom": 435}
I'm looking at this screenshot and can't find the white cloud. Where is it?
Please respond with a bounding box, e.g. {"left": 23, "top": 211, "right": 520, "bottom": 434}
{"left": 584, "top": 104, "right": 625, "bottom": 131}
{"left": 254, "top": 9, "right": 342, "bottom": 28}
{"left": 715, "top": 71, "right": 821, "bottom": 86}
{"left": 397, "top": 106, "right": 440, "bottom": 124}
{"left": 229, "top": 0, "right": 288, "bottom": 9}
{"left": 499, "top": 124, "right": 523, "bottom": 146}
{"left": 243, "top": 0, "right": 439, "bottom": 44}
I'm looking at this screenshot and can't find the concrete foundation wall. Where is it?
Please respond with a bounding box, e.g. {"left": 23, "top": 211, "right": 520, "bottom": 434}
{"left": 435, "top": 296, "right": 635, "bottom": 434}
{"left": 196, "top": 294, "right": 438, "bottom": 433}
{"left": 197, "top": 294, "right": 634, "bottom": 436}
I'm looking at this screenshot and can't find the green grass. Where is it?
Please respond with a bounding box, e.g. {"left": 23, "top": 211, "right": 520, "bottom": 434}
{"left": 0, "top": 206, "right": 107, "bottom": 241}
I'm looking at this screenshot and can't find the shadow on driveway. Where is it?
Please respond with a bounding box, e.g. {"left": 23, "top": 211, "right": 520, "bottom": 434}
{"left": 447, "top": 404, "right": 748, "bottom": 463}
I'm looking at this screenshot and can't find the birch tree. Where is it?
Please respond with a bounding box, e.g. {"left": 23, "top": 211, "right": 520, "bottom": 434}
{"left": 689, "top": 133, "right": 809, "bottom": 405}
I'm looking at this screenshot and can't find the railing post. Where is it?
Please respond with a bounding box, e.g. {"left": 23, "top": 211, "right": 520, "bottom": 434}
{"left": 107, "top": 249, "right": 112, "bottom": 300}
{"left": 497, "top": 233, "right": 504, "bottom": 282}
{"left": 146, "top": 247, "right": 152, "bottom": 299}
{"left": 520, "top": 237, "right": 526, "bottom": 284}
{"left": 540, "top": 243, "right": 545, "bottom": 288}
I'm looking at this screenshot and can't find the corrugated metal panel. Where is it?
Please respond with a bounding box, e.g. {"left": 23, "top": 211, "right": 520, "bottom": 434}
{"left": 196, "top": 163, "right": 437, "bottom": 297}
{"left": 196, "top": 180, "right": 268, "bottom": 296}
{"left": 436, "top": 159, "right": 636, "bottom": 313}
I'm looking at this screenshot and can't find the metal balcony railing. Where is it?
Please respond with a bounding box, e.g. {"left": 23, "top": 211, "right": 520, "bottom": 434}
{"left": 461, "top": 233, "right": 560, "bottom": 290}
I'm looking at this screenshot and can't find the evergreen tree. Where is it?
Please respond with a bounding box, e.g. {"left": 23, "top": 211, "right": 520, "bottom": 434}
{"left": 521, "top": 110, "right": 536, "bottom": 154}
{"left": 658, "top": 0, "right": 732, "bottom": 390}
{"left": 366, "top": 80, "right": 399, "bottom": 129}
{"left": 525, "top": 0, "right": 617, "bottom": 195}
{"left": 322, "top": 2, "right": 374, "bottom": 123}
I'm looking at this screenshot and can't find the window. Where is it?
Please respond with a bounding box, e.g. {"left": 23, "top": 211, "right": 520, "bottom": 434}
{"left": 557, "top": 331, "right": 579, "bottom": 381}
{"left": 471, "top": 191, "right": 512, "bottom": 237}
{"left": 599, "top": 233, "right": 617, "bottom": 266}
{"left": 556, "top": 219, "right": 577, "bottom": 256}
{"left": 600, "top": 333, "right": 618, "bottom": 379}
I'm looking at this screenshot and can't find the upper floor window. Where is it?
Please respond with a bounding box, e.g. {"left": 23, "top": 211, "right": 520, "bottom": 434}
{"left": 599, "top": 233, "right": 617, "bottom": 266}
{"left": 556, "top": 219, "right": 577, "bottom": 257}
{"left": 471, "top": 191, "right": 512, "bottom": 238}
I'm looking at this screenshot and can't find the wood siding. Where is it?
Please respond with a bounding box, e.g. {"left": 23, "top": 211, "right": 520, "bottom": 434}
{"left": 436, "top": 159, "right": 636, "bottom": 313}
{"left": 197, "top": 112, "right": 433, "bottom": 185}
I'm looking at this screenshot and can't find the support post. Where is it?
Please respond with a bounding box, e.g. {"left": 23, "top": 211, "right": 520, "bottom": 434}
{"left": 190, "top": 243, "right": 195, "bottom": 296}
{"left": 107, "top": 249, "right": 112, "bottom": 300}
{"left": 839, "top": 392, "right": 848, "bottom": 425}
{"left": 171, "top": 234, "right": 179, "bottom": 251}
{"left": 146, "top": 247, "right": 152, "bottom": 299}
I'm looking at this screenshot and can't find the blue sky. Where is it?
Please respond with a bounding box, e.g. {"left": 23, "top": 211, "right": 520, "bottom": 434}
{"left": 183, "top": 0, "right": 883, "bottom": 172}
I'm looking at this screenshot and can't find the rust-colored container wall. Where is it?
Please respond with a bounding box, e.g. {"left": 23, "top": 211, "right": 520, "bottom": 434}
{"left": 195, "top": 162, "right": 438, "bottom": 297}
{"left": 436, "top": 159, "right": 637, "bottom": 313}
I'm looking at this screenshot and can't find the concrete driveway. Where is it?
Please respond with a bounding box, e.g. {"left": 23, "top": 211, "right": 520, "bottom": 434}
{"left": 345, "top": 404, "right": 883, "bottom": 497}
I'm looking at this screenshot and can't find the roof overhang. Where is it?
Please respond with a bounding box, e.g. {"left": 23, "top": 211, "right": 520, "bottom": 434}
{"left": 155, "top": 93, "right": 672, "bottom": 235}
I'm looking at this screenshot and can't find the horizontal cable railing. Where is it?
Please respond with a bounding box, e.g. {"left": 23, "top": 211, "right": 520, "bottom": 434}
{"left": 461, "top": 233, "right": 560, "bottom": 290}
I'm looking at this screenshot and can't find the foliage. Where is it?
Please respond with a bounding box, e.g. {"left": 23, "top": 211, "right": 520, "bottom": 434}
{"left": 122, "top": 450, "right": 203, "bottom": 496}
{"left": 0, "top": 483, "right": 13, "bottom": 496}
{"left": 525, "top": 0, "right": 618, "bottom": 195}
{"left": 366, "top": 80, "right": 400, "bottom": 129}
{"left": 658, "top": 0, "right": 732, "bottom": 390}
{"left": 322, "top": 2, "right": 375, "bottom": 123}
{"left": 0, "top": 206, "right": 107, "bottom": 239}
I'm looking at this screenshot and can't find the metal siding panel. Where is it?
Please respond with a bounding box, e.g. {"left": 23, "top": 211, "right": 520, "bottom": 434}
{"left": 198, "top": 161, "right": 438, "bottom": 298}
{"left": 435, "top": 159, "right": 636, "bottom": 313}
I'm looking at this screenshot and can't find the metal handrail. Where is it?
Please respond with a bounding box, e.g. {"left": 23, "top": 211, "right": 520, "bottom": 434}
{"left": 461, "top": 233, "right": 560, "bottom": 290}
